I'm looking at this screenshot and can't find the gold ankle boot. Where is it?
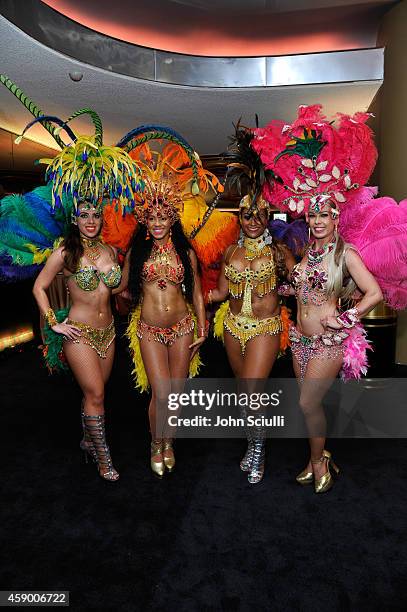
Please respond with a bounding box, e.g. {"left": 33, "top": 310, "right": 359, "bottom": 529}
{"left": 162, "top": 439, "right": 175, "bottom": 472}
{"left": 296, "top": 467, "right": 314, "bottom": 485}
{"left": 151, "top": 439, "right": 165, "bottom": 478}
{"left": 312, "top": 449, "right": 339, "bottom": 494}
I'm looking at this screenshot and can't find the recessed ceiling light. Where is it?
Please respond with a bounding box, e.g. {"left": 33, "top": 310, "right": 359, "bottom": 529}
{"left": 69, "top": 71, "right": 83, "bottom": 82}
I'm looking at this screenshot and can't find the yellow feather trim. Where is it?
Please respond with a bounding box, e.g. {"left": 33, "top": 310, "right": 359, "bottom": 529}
{"left": 213, "top": 300, "right": 229, "bottom": 342}
{"left": 126, "top": 305, "right": 202, "bottom": 393}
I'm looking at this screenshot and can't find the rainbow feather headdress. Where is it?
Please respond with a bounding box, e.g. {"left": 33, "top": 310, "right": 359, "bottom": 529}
{"left": 251, "top": 104, "right": 378, "bottom": 216}
{"left": 0, "top": 75, "right": 143, "bottom": 214}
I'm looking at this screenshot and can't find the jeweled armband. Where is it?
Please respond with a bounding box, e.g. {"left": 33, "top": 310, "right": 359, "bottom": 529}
{"left": 336, "top": 307, "right": 359, "bottom": 328}
{"left": 44, "top": 308, "right": 58, "bottom": 327}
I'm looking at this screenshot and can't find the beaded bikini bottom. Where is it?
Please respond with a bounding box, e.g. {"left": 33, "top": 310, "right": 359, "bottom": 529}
{"left": 137, "top": 312, "right": 194, "bottom": 346}
{"left": 289, "top": 325, "right": 349, "bottom": 382}
{"left": 64, "top": 318, "right": 115, "bottom": 358}
{"left": 224, "top": 308, "right": 282, "bottom": 355}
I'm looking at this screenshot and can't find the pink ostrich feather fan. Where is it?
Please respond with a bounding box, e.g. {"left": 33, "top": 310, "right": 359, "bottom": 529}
{"left": 252, "top": 104, "right": 378, "bottom": 216}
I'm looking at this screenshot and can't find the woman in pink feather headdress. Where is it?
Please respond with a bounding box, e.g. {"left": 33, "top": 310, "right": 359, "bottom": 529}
{"left": 251, "top": 104, "right": 404, "bottom": 494}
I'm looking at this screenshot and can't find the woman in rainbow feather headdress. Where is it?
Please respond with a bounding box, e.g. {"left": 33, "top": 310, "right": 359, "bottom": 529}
{"left": 252, "top": 104, "right": 407, "bottom": 493}
{"left": 114, "top": 129, "right": 236, "bottom": 478}
{"left": 0, "top": 75, "right": 146, "bottom": 482}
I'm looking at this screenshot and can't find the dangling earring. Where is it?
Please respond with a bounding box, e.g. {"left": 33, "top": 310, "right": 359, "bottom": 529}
{"left": 263, "top": 227, "right": 272, "bottom": 245}
{"left": 238, "top": 229, "right": 244, "bottom": 247}
{"left": 145, "top": 231, "right": 150, "bottom": 241}
{"left": 308, "top": 227, "right": 311, "bottom": 241}
{"left": 169, "top": 228, "right": 172, "bottom": 239}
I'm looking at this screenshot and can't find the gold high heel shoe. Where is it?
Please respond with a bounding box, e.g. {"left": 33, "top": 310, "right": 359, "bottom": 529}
{"left": 162, "top": 439, "right": 175, "bottom": 473}
{"left": 311, "top": 449, "right": 339, "bottom": 494}
{"left": 151, "top": 439, "right": 165, "bottom": 478}
{"left": 296, "top": 466, "right": 314, "bottom": 485}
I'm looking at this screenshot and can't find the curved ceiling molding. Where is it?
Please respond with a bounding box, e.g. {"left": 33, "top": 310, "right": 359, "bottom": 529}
{"left": 1, "top": 0, "right": 383, "bottom": 88}
{"left": 0, "top": 13, "right": 382, "bottom": 155}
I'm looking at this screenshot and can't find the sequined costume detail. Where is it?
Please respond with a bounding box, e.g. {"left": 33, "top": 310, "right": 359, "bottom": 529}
{"left": 220, "top": 237, "right": 281, "bottom": 353}
{"left": 68, "top": 264, "right": 122, "bottom": 292}
{"left": 289, "top": 325, "right": 348, "bottom": 382}
{"left": 64, "top": 318, "right": 115, "bottom": 358}
{"left": 142, "top": 240, "right": 184, "bottom": 291}
{"left": 224, "top": 309, "right": 282, "bottom": 355}
{"left": 290, "top": 241, "right": 334, "bottom": 306}
{"left": 137, "top": 312, "right": 194, "bottom": 346}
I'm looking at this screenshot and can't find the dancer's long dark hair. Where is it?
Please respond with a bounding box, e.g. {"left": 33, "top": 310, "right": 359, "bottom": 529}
{"left": 128, "top": 220, "right": 194, "bottom": 306}
{"left": 62, "top": 223, "right": 83, "bottom": 272}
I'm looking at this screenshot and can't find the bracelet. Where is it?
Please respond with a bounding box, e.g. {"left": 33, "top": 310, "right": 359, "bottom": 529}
{"left": 336, "top": 307, "right": 359, "bottom": 329}
{"left": 198, "top": 320, "right": 209, "bottom": 338}
{"left": 44, "top": 308, "right": 58, "bottom": 327}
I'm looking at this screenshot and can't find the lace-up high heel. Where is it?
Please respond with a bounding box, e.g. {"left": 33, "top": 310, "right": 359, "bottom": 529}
{"left": 80, "top": 408, "right": 97, "bottom": 462}
{"left": 312, "top": 449, "right": 339, "bottom": 493}
{"left": 239, "top": 407, "right": 254, "bottom": 472}
{"left": 82, "top": 414, "right": 119, "bottom": 482}
{"left": 247, "top": 437, "right": 266, "bottom": 484}
{"left": 151, "top": 439, "right": 165, "bottom": 478}
{"left": 240, "top": 440, "right": 255, "bottom": 472}
{"left": 162, "top": 438, "right": 175, "bottom": 473}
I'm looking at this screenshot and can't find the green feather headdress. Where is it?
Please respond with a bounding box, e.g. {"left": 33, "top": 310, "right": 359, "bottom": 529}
{"left": 0, "top": 75, "right": 142, "bottom": 214}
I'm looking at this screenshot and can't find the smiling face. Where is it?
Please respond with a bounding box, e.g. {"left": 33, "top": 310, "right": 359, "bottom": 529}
{"left": 306, "top": 201, "right": 338, "bottom": 242}
{"left": 239, "top": 208, "right": 268, "bottom": 239}
{"left": 76, "top": 202, "right": 103, "bottom": 239}
{"left": 146, "top": 209, "right": 173, "bottom": 242}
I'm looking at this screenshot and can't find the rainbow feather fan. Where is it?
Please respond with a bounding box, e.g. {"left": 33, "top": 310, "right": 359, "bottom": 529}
{"left": 0, "top": 184, "right": 72, "bottom": 281}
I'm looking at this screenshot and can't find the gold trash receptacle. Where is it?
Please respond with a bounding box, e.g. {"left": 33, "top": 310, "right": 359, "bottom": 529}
{"left": 362, "top": 302, "right": 397, "bottom": 377}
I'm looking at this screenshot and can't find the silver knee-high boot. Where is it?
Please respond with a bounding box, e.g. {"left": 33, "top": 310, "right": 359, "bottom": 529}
{"left": 239, "top": 407, "right": 255, "bottom": 472}
{"left": 247, "top": 426, "right": 266, "bottom": 484}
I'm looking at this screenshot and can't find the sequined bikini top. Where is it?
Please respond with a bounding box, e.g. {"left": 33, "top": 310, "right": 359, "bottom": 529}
{"left": 290, "top": 242, "right": 334, "bottom": 306}
{"left": 225, "top": 245, "right": 277, "bottom": 299}
{"left": 142, "top": 259, "right": 184, "bottom": 285}
{"left": 68, "top": 263, "right": 122, "bottom": 292}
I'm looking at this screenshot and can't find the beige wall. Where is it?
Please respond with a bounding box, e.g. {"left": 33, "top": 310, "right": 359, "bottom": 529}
{"left": 377, "top": 0, "right": 407, "bottom": 364}
{"left": 378, "top": 0, "right": 407, "bottom": 201}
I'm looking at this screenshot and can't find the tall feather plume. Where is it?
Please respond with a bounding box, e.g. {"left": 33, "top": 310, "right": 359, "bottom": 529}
{"left": 223, "top": 119, "right": 277, "bottom": 211}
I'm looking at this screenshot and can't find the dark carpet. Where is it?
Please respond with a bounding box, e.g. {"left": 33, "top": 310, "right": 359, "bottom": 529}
{"left": 1, "top": 326, "right": 407, "bottom": 612}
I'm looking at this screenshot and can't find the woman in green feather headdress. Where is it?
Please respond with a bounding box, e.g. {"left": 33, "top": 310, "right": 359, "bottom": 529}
{"left": 0, "top": 75, "right": 144, "bottom": 482}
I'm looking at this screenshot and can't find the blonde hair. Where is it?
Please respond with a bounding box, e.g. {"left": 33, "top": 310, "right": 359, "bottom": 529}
{"left": 324, "top": 235, "right": 357, "bottom": 301}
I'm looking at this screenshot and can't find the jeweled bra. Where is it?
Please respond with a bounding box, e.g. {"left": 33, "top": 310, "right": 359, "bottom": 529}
{"left": 69, "top": 264, "right": 122, "bottom": 292}
{"left": 290, "top": 241, "right": 335, "bottom": 306}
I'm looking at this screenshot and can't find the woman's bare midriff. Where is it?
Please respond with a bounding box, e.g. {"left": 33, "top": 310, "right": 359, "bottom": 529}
{"left": 296, "top": 298, "right": 339, "bottom": 336}
{"left": 141, "top": 281, "right": 189, "bottom": 327}
{"left": 229, "top": 291, "right": 280, "bottom": 319}
{"left": 64, "top": 274, "right": 113, "bottom": 328}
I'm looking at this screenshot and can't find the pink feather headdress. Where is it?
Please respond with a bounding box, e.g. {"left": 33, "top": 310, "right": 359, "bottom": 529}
{"left": 252, "top": 104, "right": 378, "bottom": 216}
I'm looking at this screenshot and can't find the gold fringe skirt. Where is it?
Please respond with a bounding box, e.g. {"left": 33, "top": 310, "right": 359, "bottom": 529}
{"left": 214, "top": 301, "right": 291, "bottom": 355}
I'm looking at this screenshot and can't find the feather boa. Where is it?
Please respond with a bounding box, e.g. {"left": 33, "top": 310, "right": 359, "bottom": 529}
{"left": 42, "top": 307, "right": 70, "bottom": 373}
{"left": 341, "top": 324, "right": 372, "bottom": 381}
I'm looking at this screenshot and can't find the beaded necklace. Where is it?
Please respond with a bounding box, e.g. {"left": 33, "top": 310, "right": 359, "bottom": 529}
{"left": 81, "top": 238, "right": 101, "bottom": 262}
{"left": 242, "top": 230, "right": 272, "bottom": 261}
